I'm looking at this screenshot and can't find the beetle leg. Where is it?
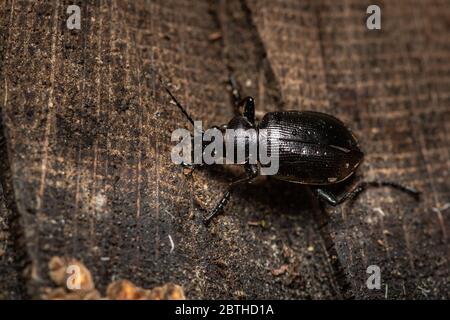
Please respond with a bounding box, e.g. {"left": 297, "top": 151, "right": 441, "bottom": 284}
{"left": 365, "top": 181, "right": 420, "bottom": 199}
{"left": 202, "top": 177, "right": 253, "bottom": 225}
{"left": 242, "top": 96, "right": 256, "bottom": 126}
{"left": 228, "top": 74, "right": 256, "bottom": 125}
{"left": 202, "top": 190, "right": 233, "bottom": 225}
{"left": 314, "top": 188, "right": 355, "bottom": 206}
{"left": 203, "top": 165, "right": 258, "bottom": 225}
{"left": 314, "top": 181, "right": 420, "bottom": 206}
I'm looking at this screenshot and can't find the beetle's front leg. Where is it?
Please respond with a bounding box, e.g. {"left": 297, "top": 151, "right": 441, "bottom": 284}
{"left": 203, "top": 164, "right": 258, "bottom": 225}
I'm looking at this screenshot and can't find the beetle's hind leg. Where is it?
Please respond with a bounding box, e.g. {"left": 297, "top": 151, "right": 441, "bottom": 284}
{"left": 368, "top": 181, "right": 420, "bottom": 200}
{"left": 313, "top": 181, "right": 420, "bottom": 206}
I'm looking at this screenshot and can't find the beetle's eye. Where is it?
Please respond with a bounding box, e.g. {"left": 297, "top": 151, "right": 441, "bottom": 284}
{"left": 292, "top": 129, "right": 298, "bottom": 136}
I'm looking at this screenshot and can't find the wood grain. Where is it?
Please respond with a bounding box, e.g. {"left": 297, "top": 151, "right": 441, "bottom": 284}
{"left": 0, "top": 0, "right": 448, "bottom": 299}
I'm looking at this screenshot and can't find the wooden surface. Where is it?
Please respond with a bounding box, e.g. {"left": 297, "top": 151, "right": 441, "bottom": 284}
{"left": 0, "top": 0, "right": 449, "bottom": 299}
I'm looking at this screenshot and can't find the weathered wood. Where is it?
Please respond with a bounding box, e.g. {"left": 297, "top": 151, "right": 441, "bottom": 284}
{"left": 247, "top": 0, "right": 450, "bottom": 298}
{"left": 0, "top": 0, "right": 448, "bottom": 299}
{"left": 0, "top": 184, "right": 23, "bottom": 299}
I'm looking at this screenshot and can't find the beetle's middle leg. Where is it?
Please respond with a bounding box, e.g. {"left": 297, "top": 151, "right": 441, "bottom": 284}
{"left": 313, "top": 181, "right": 420, "bottom": 206}
{"left": 203, "top": 164, "right": 258, "bottom": 225}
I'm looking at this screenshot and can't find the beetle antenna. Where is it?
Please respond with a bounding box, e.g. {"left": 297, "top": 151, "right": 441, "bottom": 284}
{"left": 163, "top": 86, "right": 195, "bottom": 127}
{"left": 147, "top": 66, "right": 196, "bottom": 127}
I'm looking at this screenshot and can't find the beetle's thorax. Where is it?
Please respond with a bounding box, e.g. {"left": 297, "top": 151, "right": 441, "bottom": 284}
{"left": 223, "top": 116, "right": 259, "bottom": 164}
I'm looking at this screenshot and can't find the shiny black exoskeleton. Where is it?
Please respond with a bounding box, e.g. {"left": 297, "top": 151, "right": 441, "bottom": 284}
{"left": 164, "top": 76, "right": 419, "bottom": 224}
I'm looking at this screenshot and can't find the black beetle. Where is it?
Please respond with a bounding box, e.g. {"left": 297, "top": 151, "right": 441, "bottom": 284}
{"left": 163, "top": 75, "right": 419, "bottom": 224}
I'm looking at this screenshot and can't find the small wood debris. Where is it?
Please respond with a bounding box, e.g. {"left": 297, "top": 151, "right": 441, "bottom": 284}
{"left": 282, "top": 245, "right": 294, "bottom": 259}
{"left": 48, "top": 256, "right": 95, "bottom": 291}
{"left": 208, "top": 31, "right": 222, "bottom": 41}
{"left": 107, "top": 280, "right": 185, "bottom": 300}
{"left": 42, "top": 256, "right": 185, "bottom": 300}
{"left": 247, "top": 220, "right": 269, "bottom": 228}
{"left": 233, "top": 290, "right": 246, "bottom": 299}
{"left": 41, "top": 287, "right": 101, "bottom": 300}
{"left": 271, "top": 264, "right": 289, "bottom": 276}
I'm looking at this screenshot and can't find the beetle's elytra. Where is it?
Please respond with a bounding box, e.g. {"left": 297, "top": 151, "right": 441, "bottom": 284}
{"left": 162, "top": 75, "right": 419, "bottom": 225}
{"left": 259, "top": 111, "right": 363, "bottom": 185}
